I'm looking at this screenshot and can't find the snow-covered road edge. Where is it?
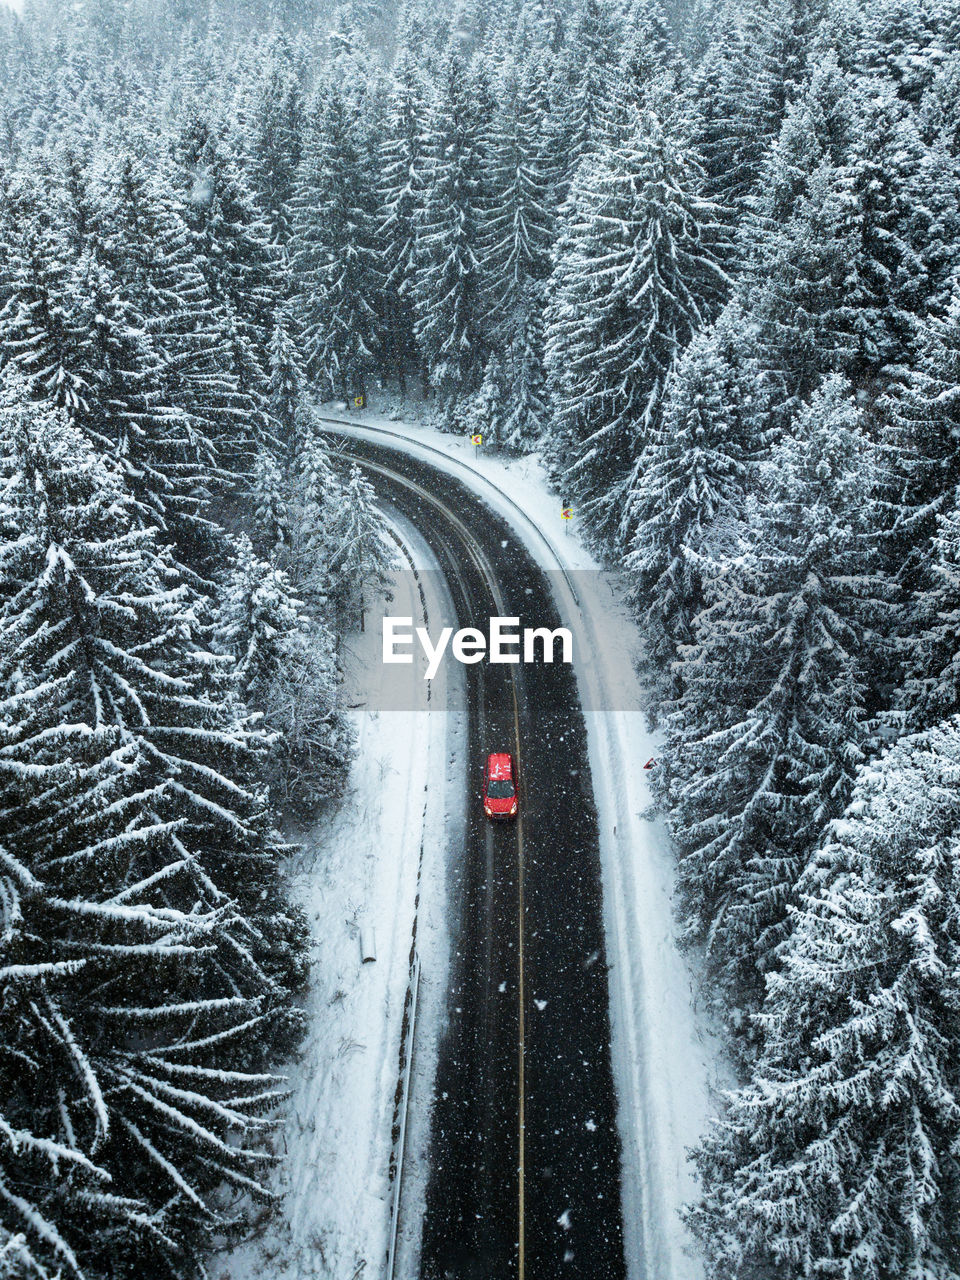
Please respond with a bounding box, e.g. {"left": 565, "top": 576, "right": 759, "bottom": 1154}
{"left": 324, "top": 411, "right": 723, "bottom": 1280}
{"left": 218, "top": 509, "right": 464, "bottom": 1280}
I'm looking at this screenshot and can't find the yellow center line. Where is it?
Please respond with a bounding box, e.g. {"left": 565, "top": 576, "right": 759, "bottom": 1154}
{"left": 512, "top": 685, "right": 525, "bottom": 1280}
{"left": 464, "top": 538, "right": 526, "bottom": 1280}
{"left": 344, "top": 454, "right": 528, "bottom": 1279}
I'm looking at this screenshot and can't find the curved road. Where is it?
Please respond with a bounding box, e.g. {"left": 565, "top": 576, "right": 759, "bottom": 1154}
{"left": 331, "top": 432, "right": 628, "bottom": 1280}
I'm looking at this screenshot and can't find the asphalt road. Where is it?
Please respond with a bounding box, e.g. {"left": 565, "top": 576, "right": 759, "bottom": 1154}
{"left": 336, "top": 435, "right": 627, "bottom": 1280}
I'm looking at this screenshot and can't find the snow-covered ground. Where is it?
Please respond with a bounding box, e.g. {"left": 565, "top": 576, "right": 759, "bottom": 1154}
{"left": 321, "top": 404, "right": 726, "bottom": 1280}
{"left": 218, "top": 514, "right": 466, "bottom": 1280}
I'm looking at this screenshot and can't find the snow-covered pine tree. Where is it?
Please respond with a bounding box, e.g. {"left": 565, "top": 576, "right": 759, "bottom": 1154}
{"left": 323, "top": 462, "right": 395, "bottom": 633}
{"left": 58, "top": 252, "right": 177, "bottom": 502}
{"left": 886, "top": 283, "right": 960, "bottom": 730}
{"left": 624, "top": 303, "right": 767, "bottom": 682}
{"left": 218, "top": 535, "right": 353, "bottom": 809}
{"left": 769, "top": 0, "right": 834, "bottom": 101}
{"left": 444, "top": 0, "right": 502, "bottom": 55}
{"left": 267, "top": 299, "right": 306, "bottom": 445}
{"left": 544, "top": 105, "right": 729, "bottom": 547}
{"left": 690, "top": 714, "right": 960, "bottom": 1279}
{"left": 500, "top": 292, "right": 549, "bottom": 447}
{"left": 393, "top": 0, "right": 448, "bottom": 72}
{"left": 858, "top": 0, "right": 949, "bottom": 102}
{"left": 743, "top": 49, "right": 853, "bottom": 237}
{"left": 546, "top": 0, "right": 622, "bottom": 190}
{"left": 412, "top": 54, "right": 487, "bottom": 413}
{"left": 0, "top": 810, "right": 137, "bottom": 1280}
{"left": 841, "top": 80, "right": 954, "bottom": 380}
{"left": 682, "top": 0, "right": 719, "bottom": 62}
{"left": 480, "top": 50, "right": 555, "bottom": 311}
{"left": 173, "top": 111, "right": 281, "bottom": 390}
{"left": 478, "top": 50, "right": 554, "bottom": 445}
{"left": 659, "top": 377, "right": 887, "bottom": 1015}
{"left": 920, "top": 49, "right": 960, "bottom": 151}
{"left": 0, "top": 184, "right": 218, "bottom": 556}
{"left": 462, "top": 352, "right": 507, "bottom": 444}
{"left": 615, "top": 0, "right": 682, "bottom": 120}
{"left": 0, "top": 370, "right": 305, "bottom": 1008}
{"left": 293, "top": 79, "right": 380, "bottom": 401}
{"left": 252, "top": 446, "right": 290, "bottom": 555}
{"left": 247, "top": 37, "right": 303, "bottom": 248}
{"left": 743, "top": 159, "right": 863, "bottom": 418}
{"left": 93, "top": 150, "right": 265, "bottom": 557}
{"left": 281, "top": 424, "right": 341, "bottom": 613}
{"left": 51, "top": 141, "right": 99, "bottom": 257}
{"left": 377, "top": 46, "right": 430, "bottom": 391}
{"left": 688, "top": 0, "right": 811, "bottom": 214}
{"left": 897, "top": 493, "right": 960, "bottom": 733}
{"left": 687, "top": 6, "right": 750, "bottom": 211}
{"left": 940, "top": 0, "right": 960, "bottom": 52}
{"left": 0, "top": 171, "right": 88, "bottom": 415}
{"left": 744, "top": 54, "right": 957, "bottom": 393}
{"left": 510, "top": 0, "right": 560, "bottom": 58}
{"left": 218, "top": 533, "right": 308, "bottom": 697}
{"left": 329, "top": 0, "right": 396, "bottom": 51}
{"left": 0, "top": 379, "right": 304, "bottom": 1278}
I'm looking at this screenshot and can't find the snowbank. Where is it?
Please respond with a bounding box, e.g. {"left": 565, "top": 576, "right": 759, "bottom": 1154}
{"left": 218, "top": 513, "right": 464, "bottom": 1280}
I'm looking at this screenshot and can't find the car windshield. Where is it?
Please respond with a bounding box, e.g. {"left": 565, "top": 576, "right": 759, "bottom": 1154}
{"left": 487, "top": 779, "right": 515, "bottom": 799}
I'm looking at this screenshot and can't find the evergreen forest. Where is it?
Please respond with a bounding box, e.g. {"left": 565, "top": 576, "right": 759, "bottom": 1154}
{"left": 2, "top": 0, "right": 960, "bottom": 1275}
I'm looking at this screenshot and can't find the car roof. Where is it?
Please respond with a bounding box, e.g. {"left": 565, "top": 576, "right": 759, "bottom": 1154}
{"left": 486, "top": 752, "right": 513, "bottom": 780}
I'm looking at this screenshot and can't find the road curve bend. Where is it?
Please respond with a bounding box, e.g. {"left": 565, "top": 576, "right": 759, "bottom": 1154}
{"left": 331, "top": 431, "right": 629, "bottom": 1280}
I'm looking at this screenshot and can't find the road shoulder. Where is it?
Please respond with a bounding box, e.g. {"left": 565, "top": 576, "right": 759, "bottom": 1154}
{"left": 216, "top": 514, "right": 464, "bottom": 1280}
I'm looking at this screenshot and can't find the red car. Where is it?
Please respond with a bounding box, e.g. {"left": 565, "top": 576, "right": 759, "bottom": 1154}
{"left": 483, "top": 752, "right": 518, "bottom": 820}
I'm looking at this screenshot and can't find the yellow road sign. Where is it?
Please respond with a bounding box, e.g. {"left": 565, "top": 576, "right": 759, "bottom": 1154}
{"left": 561, "top": 507, "right": 573, "bottom": 520}
{"left": 354, "top": 393, "right": 366, "bottom": 409}
{"left": 471, "top": 433, "right": 482, "bottom": 446}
